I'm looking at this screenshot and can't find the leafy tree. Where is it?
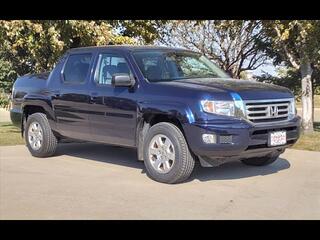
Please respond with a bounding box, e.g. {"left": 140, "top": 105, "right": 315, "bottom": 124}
{"left": 0, "top": 20, "right": 136, "bottom": 94}
{"left": 262, "top": 20, "right": 320, "bottom": 132}
{"left": 0, "top": 56, "right": 15, "bottom": 108}
{"left": 158, "top": 20, "right": 269, "bottom": 79}
{"left": 0, "top": 57, "right": 16, "bottom": 93}
{"left": 109, "top": 20, "right": 168, "bottom": 44}
{"left": 257, "top": 67, "right": 320, "bottom": 98}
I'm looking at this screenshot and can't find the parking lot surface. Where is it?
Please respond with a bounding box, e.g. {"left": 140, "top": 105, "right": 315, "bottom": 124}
{"left": 0, "top": 143, "right": 319, "bottom": 219}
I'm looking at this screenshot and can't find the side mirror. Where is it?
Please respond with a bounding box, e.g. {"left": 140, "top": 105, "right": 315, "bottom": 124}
{"left": 112, "top": 73, "right": 135, "bottom": 87}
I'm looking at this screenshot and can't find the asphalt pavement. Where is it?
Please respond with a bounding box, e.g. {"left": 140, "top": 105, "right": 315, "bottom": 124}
{"left": 0, "top": 143, "right": 319, "bottom": 219}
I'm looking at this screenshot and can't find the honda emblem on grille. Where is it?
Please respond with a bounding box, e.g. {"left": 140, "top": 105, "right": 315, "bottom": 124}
{"left": 269, "top": 106, "right": 278, "bottom": 117}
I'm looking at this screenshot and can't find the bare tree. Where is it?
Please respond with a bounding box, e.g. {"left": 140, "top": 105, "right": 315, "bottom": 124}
{"left": 158, "top": 20, "right": 269, "bottom": 79}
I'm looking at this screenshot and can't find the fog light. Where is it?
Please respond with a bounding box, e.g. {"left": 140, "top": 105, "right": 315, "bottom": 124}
{"left": 219, "top": 135, "right": 233, "bottom": 144}
{"left": 202, "top": 134, "right": 217, "bottom": 144}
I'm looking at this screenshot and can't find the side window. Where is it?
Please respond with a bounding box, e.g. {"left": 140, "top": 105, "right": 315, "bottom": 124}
{"left": 96, "top": 53, "right": 131, "bottom": 85}
{"left": 63, "top": 53, "right": 92, "bottom": 83}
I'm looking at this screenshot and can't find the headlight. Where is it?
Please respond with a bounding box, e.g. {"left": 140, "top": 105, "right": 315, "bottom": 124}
{"left": 200, "top": 100, "right": 235, "bottom": 116}
{"left": 288, "top": 98, "right": 296, "bottom": 119}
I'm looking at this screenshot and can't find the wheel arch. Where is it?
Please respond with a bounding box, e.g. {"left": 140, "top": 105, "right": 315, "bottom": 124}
{"left": 136, "top": 102, "right": 194, "bottom": 161}
{"left": 21, "top": 96, "right": 56, "bottom": 136}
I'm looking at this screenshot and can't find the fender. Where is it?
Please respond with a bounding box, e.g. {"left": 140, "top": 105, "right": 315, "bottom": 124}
{"left": 21, "top": 93, "right": 57, "bottom": 132}
{"left": 135, "top": 100, "right": 195, "bottom": 161}
{"left": 138, "top": 100, "right": 195, "bottom": 125}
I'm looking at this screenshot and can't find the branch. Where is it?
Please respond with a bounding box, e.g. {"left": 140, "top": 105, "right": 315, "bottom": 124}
{"left": 274, "top": 25, "right": 300, "bottom": 69}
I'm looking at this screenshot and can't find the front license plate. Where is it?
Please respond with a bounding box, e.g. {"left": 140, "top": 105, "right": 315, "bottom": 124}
{"left": 269, "top": 131, "right": 287, "bottom": 146}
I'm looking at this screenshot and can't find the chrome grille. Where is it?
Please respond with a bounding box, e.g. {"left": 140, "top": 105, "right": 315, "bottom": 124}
{"left": 245, "top": 99, "right": 291, "bottom": 123}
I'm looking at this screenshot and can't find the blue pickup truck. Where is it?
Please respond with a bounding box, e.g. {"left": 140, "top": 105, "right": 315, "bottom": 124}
{"left": 10, "top": 46, "right": 301, "bottom": 183}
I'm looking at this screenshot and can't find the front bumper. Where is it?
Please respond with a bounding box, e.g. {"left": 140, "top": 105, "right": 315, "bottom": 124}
{"left": 183, "top": 116, "right": 301, "bottom": 166}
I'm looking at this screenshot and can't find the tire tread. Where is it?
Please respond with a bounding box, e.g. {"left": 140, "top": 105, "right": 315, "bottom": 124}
{"left": 25, "top": 113, "right": 57, "bottom": 157}
{"left": 144, "top": 122, "right": 195, "bottom": 184}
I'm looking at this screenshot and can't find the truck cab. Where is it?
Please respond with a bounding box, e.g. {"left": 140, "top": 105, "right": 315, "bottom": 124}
{"left": 10, "top": 46, "right": 301, "bottom": 183}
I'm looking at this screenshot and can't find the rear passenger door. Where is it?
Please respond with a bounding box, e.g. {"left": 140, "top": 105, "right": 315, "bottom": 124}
{"left": 52, "top": 53, "right": 93, "bottom": 140}
{"left": 88, "top": 52, "right": 137, "bottom": 147}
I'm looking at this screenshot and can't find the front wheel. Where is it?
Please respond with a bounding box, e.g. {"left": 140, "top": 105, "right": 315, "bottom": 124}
{"left": 25, "top": 113, "right": 58, "bottom": 157}
{"left": 143, "top": 122, "right": 195, "bottom": 184}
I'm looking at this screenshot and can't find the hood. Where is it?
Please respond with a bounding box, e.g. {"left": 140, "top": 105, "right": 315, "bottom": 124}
{"left": 158, "top": 78, "right": 293, "bottom": 100}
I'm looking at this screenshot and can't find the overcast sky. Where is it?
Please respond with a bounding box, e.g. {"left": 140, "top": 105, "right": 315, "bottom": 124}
{"left": 253, "top": 63, "right": 277, "bottom": 77}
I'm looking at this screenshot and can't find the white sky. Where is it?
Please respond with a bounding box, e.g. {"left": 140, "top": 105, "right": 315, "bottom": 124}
{"left": 252, "top": 63, "right": 278, "bottom": 77}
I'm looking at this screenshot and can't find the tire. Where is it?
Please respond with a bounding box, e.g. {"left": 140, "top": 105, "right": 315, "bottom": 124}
{"left": 241, "top": 153, "right": 279, "bottom": 166}
{"left": 143, "top": 122, "right": 195, "bottom": 184}
{"left": 25, "top": 113, "right": 57, "bottom": 157}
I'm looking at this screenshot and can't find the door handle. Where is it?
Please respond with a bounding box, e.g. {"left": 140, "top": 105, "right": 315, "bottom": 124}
{"left": 90, "top": 92, "right": 99, "bottom": 103}
{"left": 90, "top": 96, "right": 98, "bottom": 101}
{"left": 51, "top": 90, "right": 60, "bottom": 98}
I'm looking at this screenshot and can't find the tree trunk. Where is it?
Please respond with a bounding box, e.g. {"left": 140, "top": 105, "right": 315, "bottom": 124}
{"left": 311, "top": 77, "right": 316, "bottom": 124}
{"left": 300, "top": 62, "right": 314, "bottom": 132}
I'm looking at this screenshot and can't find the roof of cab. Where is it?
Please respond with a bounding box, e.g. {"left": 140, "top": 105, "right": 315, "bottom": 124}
{"left": 67, "top": 45, "right": 197, "bottom": 54}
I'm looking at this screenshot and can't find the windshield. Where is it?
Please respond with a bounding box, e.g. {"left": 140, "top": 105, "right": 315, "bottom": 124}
{"left": 132, "top": 50, "right": 229, "bottom": 82}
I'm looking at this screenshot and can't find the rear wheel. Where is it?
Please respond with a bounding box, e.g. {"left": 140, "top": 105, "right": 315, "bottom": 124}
{"left": 143, "top": 122, "right": 195, "bottom": 184}
{"left": 25, "top": 113, "right": 57, "bottom": 157}
{"left": 241, "top": 153, "right": 279, "bottom": 166}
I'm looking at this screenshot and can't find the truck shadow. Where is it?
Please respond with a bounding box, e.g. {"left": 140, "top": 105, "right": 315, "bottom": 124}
{"left": 55, "top": 142, "right": 290, "bottom": 182}
{"left": 56, "top": 142, "right": 145, "bottom": 170}
{"left": 188, "top": 157, "right": 290, "bottom": 182}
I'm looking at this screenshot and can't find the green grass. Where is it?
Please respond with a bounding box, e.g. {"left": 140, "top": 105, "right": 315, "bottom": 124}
{"left": 0, "top": 121, "right": 319, "bottom": 152}
{"left": 296, "top": 95, "right": 320, "bottom": 108}
{"left": 0, "top": 122, "right": 25, "bottom": 146}
{"left": 291, "top": 122, "right": 320, "bottom": 152}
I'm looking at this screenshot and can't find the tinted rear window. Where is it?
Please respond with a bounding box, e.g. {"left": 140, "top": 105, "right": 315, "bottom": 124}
{"left": 63, "top": 54, "right": 92, "bottom": 83}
